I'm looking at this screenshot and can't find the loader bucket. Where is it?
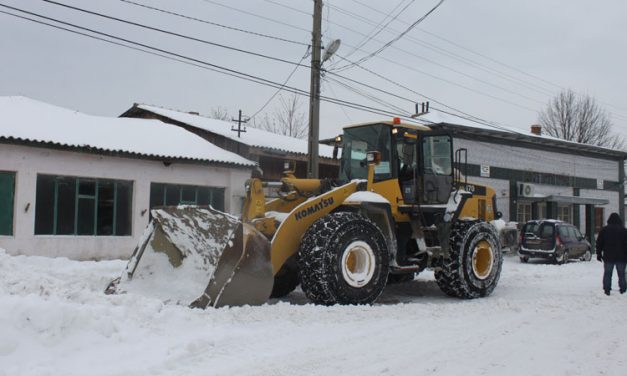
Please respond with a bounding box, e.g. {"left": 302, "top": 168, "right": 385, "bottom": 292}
{"left": 106, "top": 206, "right": 273, "bottom": 308}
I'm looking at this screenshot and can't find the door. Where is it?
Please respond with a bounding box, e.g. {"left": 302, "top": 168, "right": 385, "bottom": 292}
{"left": 420, "top": 134, "right": 453, "bottom": 204}
{"left": 571, "top": 226, "right": 588, "bottom": 257}
{"left": 524, "top": 222, "right": 556, "bottom": 250}
{"left": 557, "top": 225, "right": 575, "bottom": 258}
{"left": 594, "top": 208, "right": 604, "bottom": 233}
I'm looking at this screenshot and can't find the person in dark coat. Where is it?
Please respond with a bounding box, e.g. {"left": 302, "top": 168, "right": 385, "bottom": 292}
{"left": 595, "top": 212, "right": 627, "bottom": 295}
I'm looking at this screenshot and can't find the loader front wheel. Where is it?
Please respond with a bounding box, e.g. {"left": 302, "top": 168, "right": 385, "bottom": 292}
{"left": 435, "top": 220, "right": 502, "bottom": 299}
{"left": 298, "top": 212, "right": 389, "bottom": 305}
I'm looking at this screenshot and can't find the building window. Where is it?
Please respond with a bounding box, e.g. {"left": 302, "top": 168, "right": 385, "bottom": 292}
{"left": 150, "top": 183, "right": 225, "bottom": 212}
{"left": 0, "top": 171, "right": 15, "bottom": 236}
{"left": 35, "top": 175, "right": 133, "bottom": 236}
{"left": 557, "top": 205, "right": 571, "bottom": 223}
{"left": 517, "top": 202, "right": 532, "bottom": 223}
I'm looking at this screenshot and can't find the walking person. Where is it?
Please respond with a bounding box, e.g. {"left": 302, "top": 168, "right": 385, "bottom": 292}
{"left": 595, "top": 212, "right": 627, "bottom": 295}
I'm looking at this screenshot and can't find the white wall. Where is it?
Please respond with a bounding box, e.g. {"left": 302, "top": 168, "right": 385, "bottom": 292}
{"left": 0, "top": 144, "right": 250, "bottom": 260}
{"left": 456, "top": 139, "right": 619, "bottom": 182}
{"left": 455, "top": 138, "right": 621, "bottom": 224}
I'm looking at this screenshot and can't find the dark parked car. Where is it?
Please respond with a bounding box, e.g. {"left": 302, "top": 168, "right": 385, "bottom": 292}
{"left": 518, "top": 220, "right": 592, "bottom": 264}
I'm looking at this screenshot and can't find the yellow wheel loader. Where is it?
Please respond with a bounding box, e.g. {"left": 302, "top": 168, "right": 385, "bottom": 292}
{"left": 106, "top": 119, "right": 504, "bottom": 307}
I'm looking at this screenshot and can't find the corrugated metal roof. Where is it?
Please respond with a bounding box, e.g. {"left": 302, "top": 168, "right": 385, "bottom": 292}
{"left": 135, "top": 104, "right": 336, "bottom": 158}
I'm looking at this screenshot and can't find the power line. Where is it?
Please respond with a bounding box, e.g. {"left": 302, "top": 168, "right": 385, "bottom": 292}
{"left": 328, "top": 56, "right": 522, "bottom": 133}
{"left": 326, "top": 1, "right": 556, "bottom": 98}
{"left": 249, "top": 47, "right": 310, "bottom": 120}
{"left": 267, "top": 0, "right": 542, "bottom": 112}
{"left": 43, "top": 0, "right": 307, "bottom": 68}
{"left": 349, "top": 0, "right": 559, "bottom": 91}
{"left": 119, "top": 0, "right": 309, "bottom": 47}
{"left": 347, "top": 0, "right": 627, "bottom": 117}
{"left": 334, "top": 0, "right": 445, "bottom": 70}
{"left": 0, "top": 4, "right": 421, "bottom": 123}
{"left": 326, "top": 76, "right": 412, "bottom": 117}
{"left": 338, "top": 0, "right": 415, "bottom": 63}
{"left": 199, "top": 0, "right": 310, "bottom": 34}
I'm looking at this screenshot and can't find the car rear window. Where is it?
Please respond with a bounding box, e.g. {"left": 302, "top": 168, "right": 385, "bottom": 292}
{"left": 539, "top": 223, "right": 555, "bottom": 239}
{"left": 523, "top": 222, "right": 540, "bottom": 234}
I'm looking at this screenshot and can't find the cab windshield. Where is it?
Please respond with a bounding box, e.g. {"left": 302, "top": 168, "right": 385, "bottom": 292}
{"left": 339, "top": 124, "right": 392, "bottom": 181}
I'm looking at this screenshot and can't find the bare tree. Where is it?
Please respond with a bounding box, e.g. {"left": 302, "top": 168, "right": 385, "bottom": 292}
{"left": 539, "top": 89, "right": 624, "bottom": 149}
{"left": 209, "top": 106, "right": 231, "bottom": 121}
{"left": 254, "top": 94, "right": 308, "bottom": 139}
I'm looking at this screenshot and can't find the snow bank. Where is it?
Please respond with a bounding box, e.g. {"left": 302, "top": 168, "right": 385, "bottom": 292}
{"left": 2, "top": 248, "right": 627, "bottom": 376}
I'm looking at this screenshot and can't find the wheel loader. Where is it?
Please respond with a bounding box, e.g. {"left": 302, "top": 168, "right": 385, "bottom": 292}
{"left": 106, "top": 119, "right": 504, "bottom": 307}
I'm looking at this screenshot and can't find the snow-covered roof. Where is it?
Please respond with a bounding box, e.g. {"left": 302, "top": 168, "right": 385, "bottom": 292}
{"left": 0, "top": 96, "right": 255, "bottom": 167}
{"left": 135, "top": 104, "right": 335, "bottom": 158}
{"left": 421, "top": 110, "right": 627, "bottom": 158}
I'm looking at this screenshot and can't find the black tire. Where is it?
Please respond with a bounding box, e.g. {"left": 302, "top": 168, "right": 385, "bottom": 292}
{"left": 434, "top": 220, "right": 503, "bottom": 299}
{"left": 269, "top": 255, "right": 299, "bottom": 298}
{"left": 581, "top": 248, "right": 592, "bottom": 262}
{"left": 520, "top": 255, "right": 529, "bottom": 263}
{"left": 298, "top": 212, "right": 389, "bottom": 305}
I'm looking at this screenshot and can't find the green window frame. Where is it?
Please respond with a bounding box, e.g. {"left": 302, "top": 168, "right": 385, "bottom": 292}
{"left": 0, "top": 171, "right": 16, "bottom": 236}
{"left": 149, "top": 183, "right": 225, "bottom": 212}
{"left": 34, "top": 174, "right": 133, "bottom": 236}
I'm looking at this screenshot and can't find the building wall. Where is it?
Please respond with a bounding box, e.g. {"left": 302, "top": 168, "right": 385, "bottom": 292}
{"left": 580, "top": 189, "right": 618, "bottom": 226}
{"left": 456, "top": 138, "right": 618, "bottom": 183}
{"left": 0, "top": 144, "right": 250, "bottom": 260}
{"left": 456, "top": 138, "right": 621, "bottom": 227}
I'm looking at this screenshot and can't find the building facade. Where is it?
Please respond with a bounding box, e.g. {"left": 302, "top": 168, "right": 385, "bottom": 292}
{"left": 0, "top": 97, "right": 254, "bottom": 260}
{"left": 430, "top": 121, "right": 626, "bottom": 243}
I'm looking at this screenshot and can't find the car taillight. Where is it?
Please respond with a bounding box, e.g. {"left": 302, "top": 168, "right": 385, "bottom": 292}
{"left": 556, "top": 235, "right": 562, "bottom": 247}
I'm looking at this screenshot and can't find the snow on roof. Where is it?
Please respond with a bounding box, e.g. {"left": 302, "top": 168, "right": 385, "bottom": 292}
{"left": 0, "top": 96, "right": 255, "bottom": 167}
{"left": 136, "top": 104, "right": 335, "bottom": 158}
{"left": 421, "top": 110, "right": 626, "bottom": 155}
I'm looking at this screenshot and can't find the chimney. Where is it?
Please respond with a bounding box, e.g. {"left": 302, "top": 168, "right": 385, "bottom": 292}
{"left": 530, "top": 124, "right": 542, "bottom": 136}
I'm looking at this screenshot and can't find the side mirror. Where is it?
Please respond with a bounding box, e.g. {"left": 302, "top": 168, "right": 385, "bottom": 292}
{"left": 495, "top": 211, "right": 503, "bottom": 220}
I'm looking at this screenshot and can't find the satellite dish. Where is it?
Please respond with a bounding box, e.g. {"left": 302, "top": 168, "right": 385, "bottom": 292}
{"left": 322, "top": 39, "right": 341, "bottom": 63}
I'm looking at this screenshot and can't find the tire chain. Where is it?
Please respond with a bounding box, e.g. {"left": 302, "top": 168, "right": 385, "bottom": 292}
{"left": 298, "top": 212, "right": 388, "bottom": 305}
{"left": 434, "top": 220, "right": 502, "bottom": 299}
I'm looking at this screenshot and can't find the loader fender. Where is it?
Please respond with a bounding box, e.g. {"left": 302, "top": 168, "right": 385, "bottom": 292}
{"left": 342, "top": 192, "right": 398, "bottom": 264}
{"left": 270, "top": 181, "right": 360, "bottom": 274}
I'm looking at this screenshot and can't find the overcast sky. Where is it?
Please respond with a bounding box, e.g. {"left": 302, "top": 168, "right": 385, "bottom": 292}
{"left": 1, "top": 0, "right": 626, "bottom": 140}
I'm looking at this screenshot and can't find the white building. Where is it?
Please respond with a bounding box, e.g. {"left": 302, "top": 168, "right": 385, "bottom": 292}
{"left": 423, "top": 112, "right": 627, "bottom": 242}
{"left": 0, "top": 97, "right": 254, "bottom": 260}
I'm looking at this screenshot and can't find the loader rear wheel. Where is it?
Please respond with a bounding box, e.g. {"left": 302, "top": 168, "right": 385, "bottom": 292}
{"left": 270, "top": 255, "right": 299, "bottom": 298}
{"left": 435, "top": 220, "right": 502, "bottom": 299}
{"left": 298, "top": 212, "right": 389, "bottom": 305}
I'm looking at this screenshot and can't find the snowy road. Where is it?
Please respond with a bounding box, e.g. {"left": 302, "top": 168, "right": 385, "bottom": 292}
{"left": 1, "top": 249, "right": 626, "bottom": 376}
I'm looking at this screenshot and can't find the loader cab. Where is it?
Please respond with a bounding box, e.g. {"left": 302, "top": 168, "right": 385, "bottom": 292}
{"left": 338, "top": 121, "right": 453, "bottom": 205}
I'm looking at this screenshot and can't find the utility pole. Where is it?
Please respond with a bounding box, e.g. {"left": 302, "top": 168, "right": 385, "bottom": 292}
{"left": 231, "top": 109, "right": 248, "bottom": 155}
{"left": 230, "top": 109, "right": 248, "bottom": 138}
{"left": 307, "top": 0, "right": 323, "bottom": 178}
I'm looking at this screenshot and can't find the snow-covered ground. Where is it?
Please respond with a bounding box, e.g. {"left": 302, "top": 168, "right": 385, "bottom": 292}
{"left": 1, "top": 248, "right": 626, "bottom": 376}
